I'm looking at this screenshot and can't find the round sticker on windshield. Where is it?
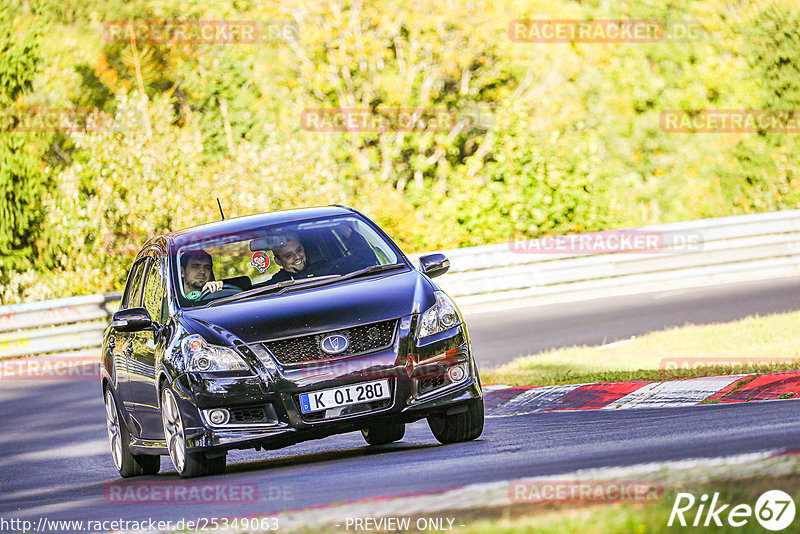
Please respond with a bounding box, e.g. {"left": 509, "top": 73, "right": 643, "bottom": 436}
{"left": 186, "top": 291, "right": 201, "bottom": 300}
{"left": 250, "top": 251, "right": 270, "bottom": 273}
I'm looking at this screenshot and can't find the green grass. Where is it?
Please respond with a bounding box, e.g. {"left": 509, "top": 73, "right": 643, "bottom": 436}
{"left": 452, "top": 473, "right": 800, "bottom": 534}
{"left": 481, "top": 311, "right": 800, "bottom": 387}
{"left": 289, "top": 470, "right": 800, "bottom": 534}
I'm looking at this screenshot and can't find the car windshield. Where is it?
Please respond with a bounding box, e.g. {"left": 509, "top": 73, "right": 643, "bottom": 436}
{"left": 174, "top": 215, "right": 402, "bottom": 307}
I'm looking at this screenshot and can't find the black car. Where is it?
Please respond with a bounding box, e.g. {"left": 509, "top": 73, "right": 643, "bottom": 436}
{"left": 101, "top": 206, "right": 483, "bottom": 478}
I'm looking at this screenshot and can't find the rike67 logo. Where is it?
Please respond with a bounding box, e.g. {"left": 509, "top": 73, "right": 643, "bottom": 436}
{"left": 669, "top": 490, "right": 796, "bottom": 531}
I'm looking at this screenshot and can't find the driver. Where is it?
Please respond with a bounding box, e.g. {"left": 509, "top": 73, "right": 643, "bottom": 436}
{"left": 180, "top": 249, "right": 223, "bottom": 298}
{"left": 268, "top": 233, "right": 316, "bottom": 283}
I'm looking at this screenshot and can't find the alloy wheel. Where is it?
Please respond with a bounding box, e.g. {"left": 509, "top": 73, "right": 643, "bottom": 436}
{"left": 161, "top": 388, "right": 186, "bottom": 473}
{"left": 104, "top": 389, "right": 123, "bottom": 470}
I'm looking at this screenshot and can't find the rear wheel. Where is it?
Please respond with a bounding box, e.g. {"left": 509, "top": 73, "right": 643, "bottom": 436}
{"left": 361, "top": 423, "right": 405, "bottom": 445}
{"left": 427, "top": 398, "right": 484, "bottom": 444}
{"left": 104, "top": 387, "right": 160, "bottom": 478}
{"left": 161, "top": 385, "right": 226, "bottom": 478}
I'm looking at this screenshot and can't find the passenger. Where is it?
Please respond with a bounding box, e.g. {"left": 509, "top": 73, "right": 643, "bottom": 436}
{"left": 180, "top": 249, "right": 223, "bottom": 298}
{"left": 268, "top": 233, "right": 316, "bottom": 283}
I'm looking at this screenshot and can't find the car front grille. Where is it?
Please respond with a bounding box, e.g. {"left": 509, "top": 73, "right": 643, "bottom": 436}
{"left": 263, "top": 319, "right": 397, "bottom": 365}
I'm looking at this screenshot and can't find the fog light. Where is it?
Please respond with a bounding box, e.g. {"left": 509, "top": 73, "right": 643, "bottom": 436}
{"left": 208, "top": 409, "right": 229, "bottom": 425}
{"left": 446, "top": 363, "right": 467, "bottom": 383}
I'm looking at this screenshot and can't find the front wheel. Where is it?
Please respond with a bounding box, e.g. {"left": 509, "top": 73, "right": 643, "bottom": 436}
{"left": 104, "top": 387, "right": 160, "bottom": 478}
{"left": 427, "top": 398, "right": 484, "bottom": 444}
{"left": 161, "top": 385, "right": 226, "bottom": 478}
{"left": 361, "top": 423, "right": 405, "bottom": 445}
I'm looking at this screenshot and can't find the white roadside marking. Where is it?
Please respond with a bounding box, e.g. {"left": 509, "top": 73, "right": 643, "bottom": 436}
{"left": 603, "top": 375, "right": 748, "bottom": 409}
{"left": 596, "top": 337, "right": 636, "bottom": 350}
{"left": 489, "top": 384, "right": 583, "bottom": 416}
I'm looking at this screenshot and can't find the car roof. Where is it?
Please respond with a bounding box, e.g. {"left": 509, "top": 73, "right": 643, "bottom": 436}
{"left": 171, "top": 205, "right": 355, "bottom": 238}
{"left": 140, "top": 205, "right": 359, "bottom": 255}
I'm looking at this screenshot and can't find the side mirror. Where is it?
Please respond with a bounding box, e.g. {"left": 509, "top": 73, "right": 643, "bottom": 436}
{"left": 111, "top": 307, "right": 154, "bottom": 332}
{"left": 419, "top": 253, "right": 450, "bottom": 278}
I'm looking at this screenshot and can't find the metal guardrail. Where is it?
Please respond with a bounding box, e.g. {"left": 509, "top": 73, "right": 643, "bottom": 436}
{"left": 3, "top": 209, "right": 800, "bottom": 361}
{"left": 0, "top": 294, "right": 120, "bottom": 360}
{"left": 408, "top": 209, "right": 800, "bottom": 306}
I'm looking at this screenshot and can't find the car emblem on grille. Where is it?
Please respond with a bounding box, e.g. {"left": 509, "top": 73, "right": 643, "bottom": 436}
{"left": 320, "top": 334, "right": 349, "bottom": 355}
{"left": 366, "top": 326, "right": 380, "bottom": 343}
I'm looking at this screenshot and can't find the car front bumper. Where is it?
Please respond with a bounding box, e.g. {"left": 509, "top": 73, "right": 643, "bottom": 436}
{"left": 182, "top": 376, "right": 482, "bottom": 452}
{"left": 171, "top": 320, "right": 483, "bottom": 453}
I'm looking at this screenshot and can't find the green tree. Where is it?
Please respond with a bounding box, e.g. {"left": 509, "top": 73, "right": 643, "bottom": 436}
{"left": 717, "top": 5, "right": 800, "bottom": 214}
{"left": 0, "top": 12, "right": 52, "bottom": 281}
{"left": 751, "top": 6, "right": 800, "bottom": 110}
{"left": 178, "top": 50, "right": 263, "bottom": 158}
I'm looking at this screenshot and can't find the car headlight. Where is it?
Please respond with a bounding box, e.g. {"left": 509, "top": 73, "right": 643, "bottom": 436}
{"left": 181, "top": 334, "right": 249, "bottom": 372}
{"left": 418, "top": 291, "right": 462, "bottom": 338}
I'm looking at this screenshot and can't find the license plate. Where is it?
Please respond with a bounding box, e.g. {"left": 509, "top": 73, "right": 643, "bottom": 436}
{"left": 299, "top": 379, "right": 391, "bottom": 414}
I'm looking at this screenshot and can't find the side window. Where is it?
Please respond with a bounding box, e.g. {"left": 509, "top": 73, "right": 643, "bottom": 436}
{"left": 121, "top": 259, "right": 148, "bottom": 310}
{"left": 142, "top": 255, "right": 167, "bottom": 323}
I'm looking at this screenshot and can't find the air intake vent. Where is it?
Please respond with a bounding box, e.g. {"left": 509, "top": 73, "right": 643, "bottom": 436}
{"left": 230, "top": 406, "right": 267, "bottom": 424}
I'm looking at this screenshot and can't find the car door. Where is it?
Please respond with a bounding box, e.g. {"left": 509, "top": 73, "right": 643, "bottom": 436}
{"left": 130, "top": 250, "right": 169, "bottom": 437}
{"left": 113, "top": 258, "right": 148, "bottom": 413}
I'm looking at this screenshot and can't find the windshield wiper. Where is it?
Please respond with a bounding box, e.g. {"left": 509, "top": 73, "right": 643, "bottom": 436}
{"left": 204, "top": 263, "right": 405, "bottom": 307}
{"left": 205, "top": 275, "right": 340, "bottom": 307}
{"left": 275, "top": 263, "right": 406, "bottom": 295}
{"left": 340, "top": 262, "right": 406, "bottom": 281}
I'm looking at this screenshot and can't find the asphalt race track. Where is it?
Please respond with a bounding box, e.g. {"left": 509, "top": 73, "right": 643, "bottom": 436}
{"left": 3, "top": 276, "right": 800, "bottom": 529}
{"left": 3, "top": 382, "right": 800, "bottom": 528}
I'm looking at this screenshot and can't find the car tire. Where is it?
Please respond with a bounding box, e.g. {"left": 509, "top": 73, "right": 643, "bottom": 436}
{"left": 427, "top": 398, "right": 484, "bottom": 444}
{"left": 361, "top": 423, "right": 405, "bottom": 445}
{"left": 206, "top": 454, "right": 227, "bottom": 476}
{"left": 160, "top": 384, "right": 226, "bottom": 478}
{"left": 105, "top": 387, "right": 160, "bottom": 478}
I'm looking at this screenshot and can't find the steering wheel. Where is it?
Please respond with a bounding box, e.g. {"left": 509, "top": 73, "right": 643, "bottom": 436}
{"left": 194, "top": 282, "right": 243, "bottom": 302}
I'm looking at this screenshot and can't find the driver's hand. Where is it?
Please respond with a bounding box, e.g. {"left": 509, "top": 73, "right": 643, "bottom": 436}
{"left": 202, "top": 281, "right": 224, "bottom": 293}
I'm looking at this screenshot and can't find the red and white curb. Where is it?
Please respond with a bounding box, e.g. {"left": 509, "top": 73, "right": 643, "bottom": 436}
{"left": 484, "top": 371, "right": 800, "bottom": 416}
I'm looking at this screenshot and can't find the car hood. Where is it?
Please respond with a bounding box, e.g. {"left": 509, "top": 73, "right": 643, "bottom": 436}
{"left": 179, "top": 269, "right": 435, "bottom": 345}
